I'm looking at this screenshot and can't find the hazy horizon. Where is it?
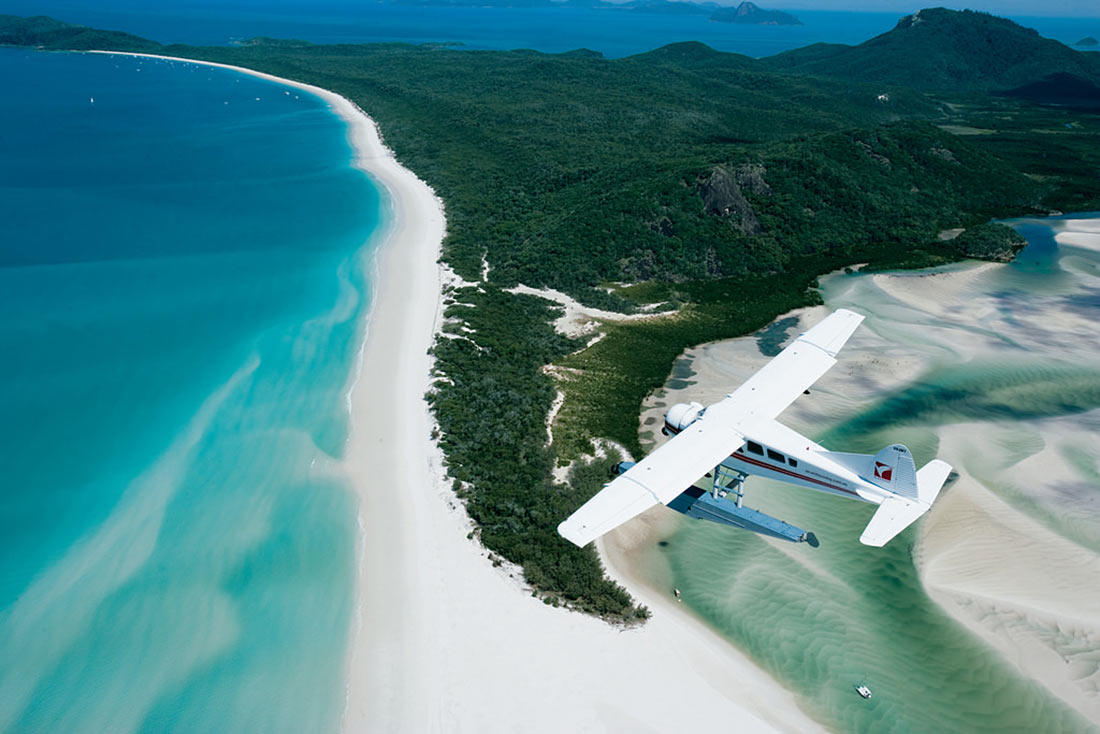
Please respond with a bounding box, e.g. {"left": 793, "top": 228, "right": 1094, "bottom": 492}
{"left": 16, "top": 0, "right": 1100, "bottom": 18}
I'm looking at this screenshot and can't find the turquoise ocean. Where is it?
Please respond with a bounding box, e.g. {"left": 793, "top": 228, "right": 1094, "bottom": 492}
{"left": 0, "top": 49, "right": 382, "bottom": 732}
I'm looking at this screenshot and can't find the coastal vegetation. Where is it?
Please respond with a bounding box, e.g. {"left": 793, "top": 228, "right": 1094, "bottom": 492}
{"left": 948, "top": 223, "right": 1028, "bottom": 262}
{"left": 6, "top": 10, "right": 1100, "bottom": 619}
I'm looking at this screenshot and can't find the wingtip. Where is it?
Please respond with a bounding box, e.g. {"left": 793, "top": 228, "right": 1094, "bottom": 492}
{"left": 858, "top": 532, "right": 887, "bottom": 548}
{"left": 557, "top": 519, "right": 590, "bottom": 548}
{"left": 801, "top": 308, "right": 866, "bottom": 357}
{"left": 832, "top": 308, "right": 866, "bottom": 328}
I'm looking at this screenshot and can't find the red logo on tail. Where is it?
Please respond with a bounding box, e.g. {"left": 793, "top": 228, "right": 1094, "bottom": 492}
{"left": 874, "top": 462, "right": 893, "bottom": 481}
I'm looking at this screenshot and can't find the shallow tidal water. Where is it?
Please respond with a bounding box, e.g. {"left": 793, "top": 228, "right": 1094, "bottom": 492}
{"left": 650, "top": 216, "right": 1100, "bottom": 732}
{"left": 0, "top": 49, "right": 382, "bottom": 732}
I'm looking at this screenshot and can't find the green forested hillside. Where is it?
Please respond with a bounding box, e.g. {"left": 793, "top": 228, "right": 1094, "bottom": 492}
{"left": 763, "top": 7, "right": 1100, "bottom": 92}
{"left": 5, "top": 13, "right": 1099, "bottom": 618}
{"left": 166, "top": 40, "right": 1023, "bottom": 308}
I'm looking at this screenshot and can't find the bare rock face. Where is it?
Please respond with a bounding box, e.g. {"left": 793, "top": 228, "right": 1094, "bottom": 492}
{"left": 699, "top": 164, "right": 770, "bottom": 235}
{"left": 734, "top": 163, "right": 772, "bottom": 196}
{"left": 856, "top": 140, "right": 892, "bottom": 168}
{"left": 648, "top": 216, "right": 675, "bottom": 237}
{"left": 930, "top": 146, "right": 959, "bottom": 164}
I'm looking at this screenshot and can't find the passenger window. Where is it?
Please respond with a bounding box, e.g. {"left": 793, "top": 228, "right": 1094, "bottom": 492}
{"left": 746, "top": 441, "right": 763, "bottom": 455}
{"left": 788, "top": 458, "right": 798, "bottom": 467}
{"left": 767, "top": 449, "right": 785, "bottom": 462}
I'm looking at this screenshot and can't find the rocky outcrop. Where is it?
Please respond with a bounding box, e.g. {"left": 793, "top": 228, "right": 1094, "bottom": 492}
{"left": 699, "top": 164, "right": 771, "bottom": 235}
{"left": 856, "top": 140, "right": 892, "bottom": 168}
{"left": 930, "top": 146, "right": 959, "bottom": 164}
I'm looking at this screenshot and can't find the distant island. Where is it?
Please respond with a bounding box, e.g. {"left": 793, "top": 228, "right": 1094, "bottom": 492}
{"left": 387, "top": 0, "right": 801, "bottom": 24}
{"left": 1077, "top": 36, "right": 1099, "bottom": 48}
{"left": 711, "top": 1, "right": 801, "bottom": 26}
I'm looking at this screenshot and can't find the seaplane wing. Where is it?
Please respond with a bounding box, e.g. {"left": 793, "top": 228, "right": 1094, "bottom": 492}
{"left": 716, "top": 308, "right": 865, "bottom": 427}
{"left": 557, "top": 419, "right": 743, "bottom": 547}
{"left": 558, "top": 310, "right": 865, "bottom": 548}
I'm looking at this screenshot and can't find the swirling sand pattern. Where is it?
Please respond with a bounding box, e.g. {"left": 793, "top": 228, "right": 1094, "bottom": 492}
{"left": 651, "top": 216, "right": 1100, "bottom": 732}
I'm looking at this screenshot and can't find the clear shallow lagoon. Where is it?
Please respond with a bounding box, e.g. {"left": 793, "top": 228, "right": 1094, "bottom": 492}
{"left": 650, "top": 216, "right": 1100, "bottom": 731}
{"left": 0, "top": 49, "right": 381, "bottom": 731}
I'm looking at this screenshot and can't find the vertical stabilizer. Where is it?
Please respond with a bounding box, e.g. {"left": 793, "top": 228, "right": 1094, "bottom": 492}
{"left": 868, "top": 444, "right": 917, "bottom": 499}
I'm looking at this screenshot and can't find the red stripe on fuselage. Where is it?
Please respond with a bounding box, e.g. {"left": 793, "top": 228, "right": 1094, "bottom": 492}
{"left": 728, "top": 452, "right": 859, "bottom": 497}
{"left": 665, "top": 421, "right": 860, "bottom": 497}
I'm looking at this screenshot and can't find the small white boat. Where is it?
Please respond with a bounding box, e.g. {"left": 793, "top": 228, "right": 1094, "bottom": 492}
{"left": 855, "top": 684, "right": 872, "bottom": 699}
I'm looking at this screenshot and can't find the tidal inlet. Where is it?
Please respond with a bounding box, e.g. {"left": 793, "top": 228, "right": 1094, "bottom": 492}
{"left": 634, "top": 216, "right": 1100, "bottom": 733}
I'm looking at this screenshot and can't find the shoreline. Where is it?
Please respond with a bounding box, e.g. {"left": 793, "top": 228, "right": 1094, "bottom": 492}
{"left": 89, "top": 50, "right": 820, "bottom": 731}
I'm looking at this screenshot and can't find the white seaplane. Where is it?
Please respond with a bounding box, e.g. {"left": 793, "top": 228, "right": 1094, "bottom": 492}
{"left": 558, "top": 309, "right": 952, "bottom": 549}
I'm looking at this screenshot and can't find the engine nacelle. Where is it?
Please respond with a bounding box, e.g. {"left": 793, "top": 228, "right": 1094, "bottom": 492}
{"left": 663, "top": 401, "right": 704, "bottom": 435}
{"left": 611, "top": 461, "right": 636, "bottom": 476}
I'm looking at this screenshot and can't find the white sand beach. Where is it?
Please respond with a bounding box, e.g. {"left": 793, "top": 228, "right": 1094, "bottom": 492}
{"left": 92, "top": 52, "right": 820, "bottom": 732}
{"left": 1055, "top": 218, "right": 1100, "bottom": 252}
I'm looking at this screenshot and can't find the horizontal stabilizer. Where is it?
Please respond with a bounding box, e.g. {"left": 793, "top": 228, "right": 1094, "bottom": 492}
{"left": 917, "top": 459, "right": 952, "bottom": 505}
{"left": 860, "top": 459, "right": 952, "bottom": 546}
{"left": 859, "top": 496, "right": 929, "bottom": 547}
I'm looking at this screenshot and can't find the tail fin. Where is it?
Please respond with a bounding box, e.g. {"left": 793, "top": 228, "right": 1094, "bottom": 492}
{"left": 868, "top": 444, "right": 918, "bottom": 499}
{"left": 825, "top": 444, "right": 918, "bottom": 498}
{"left": 859, "top": 459, "right": 952, "bottom": 547}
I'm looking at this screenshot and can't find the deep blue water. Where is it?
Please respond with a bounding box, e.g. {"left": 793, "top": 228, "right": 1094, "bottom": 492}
{"left": 8, "top": 0, "right": 1100, "bottom": 57}
{"left": 0, "top": 48, "right": 381, "bottom": 732}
